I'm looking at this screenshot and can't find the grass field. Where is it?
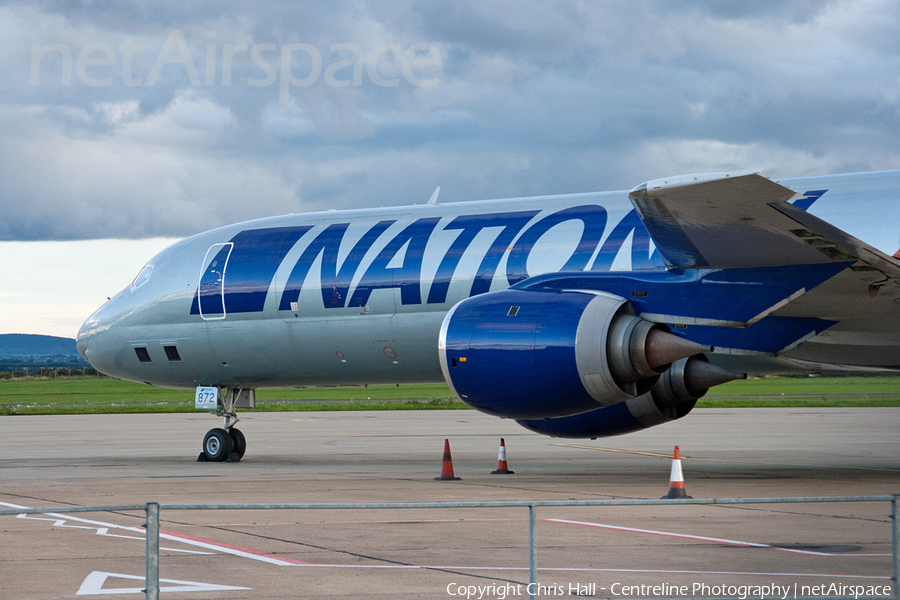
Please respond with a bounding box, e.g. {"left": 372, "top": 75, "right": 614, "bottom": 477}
{"left": 700, "top": 375, "right": 900, "bottom": 407}
{"left": 0, "top": 378, "right": 464, "bottom": 415}
{"left": 1, "top": 375, "right": 899, "bottom": 415}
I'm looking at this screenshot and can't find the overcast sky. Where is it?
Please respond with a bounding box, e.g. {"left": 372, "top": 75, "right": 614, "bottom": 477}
{"left": 3, "top": 0, "right": 900, "bottom": 337}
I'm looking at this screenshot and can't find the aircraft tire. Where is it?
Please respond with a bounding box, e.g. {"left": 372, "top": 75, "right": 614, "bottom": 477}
{"left": 229, "top": 427, "right": 247, "bottom": 460}
{"left": 203, "top": 428, "right": 234, "bottom": 462}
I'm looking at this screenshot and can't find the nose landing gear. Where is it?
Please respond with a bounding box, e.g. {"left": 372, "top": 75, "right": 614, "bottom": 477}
{"left": 202, "top": 428, "right": 234, "bottom": 461}
{"left": 197, "top": 387, "right": 253, "bottom": 462}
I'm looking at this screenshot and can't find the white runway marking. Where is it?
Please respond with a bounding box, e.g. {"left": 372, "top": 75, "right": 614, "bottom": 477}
{"left": 156, "top": 528, "right": 308, "bottom": 565}
{"left": 4, "top": 501, "right": 889, "bottom": 584}
{"left": 3, "top": 501, "right": 307, "bottom": 565}
{"left": 10, "top": 507, "right": 213, "bottom": 555}
{"left": 76, "top": 572, "right": 249, "bottom": 595}
{"left": 282, "top": 564, "right": 889, "bottom": 578}
{"left": 546, "top": 518, "right": 834, "bottom": 556}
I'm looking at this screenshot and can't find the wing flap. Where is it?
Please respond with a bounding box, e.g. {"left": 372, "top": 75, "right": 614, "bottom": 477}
{"left": 773, "top": 200, "right": 900, "bottom": 282}
{"left": 629, "top": 173, "right": 836, "bottom": 269}
{"left": 626, "top": 172, "right": 900, "bottom": 368}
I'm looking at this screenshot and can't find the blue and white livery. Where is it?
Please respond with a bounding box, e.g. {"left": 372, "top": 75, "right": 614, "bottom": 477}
{"left": 77, "top": 170, "right": 900, "bottom": 460}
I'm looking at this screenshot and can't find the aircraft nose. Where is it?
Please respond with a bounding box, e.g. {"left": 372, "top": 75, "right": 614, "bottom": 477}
{"left": 75, "top": 320, "right": 91, "bottom": 362}
{"left": 76, "top": 291, "right": 126, "bottom": 372}
{"left": 76, "top": 313, "right": 102, "bottom": 364}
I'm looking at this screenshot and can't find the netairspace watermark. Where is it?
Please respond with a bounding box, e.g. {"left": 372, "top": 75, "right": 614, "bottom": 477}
{"left": 444, "top": 581, "right": 895, "bottom": 599}
{"left": 30, "top": 30, "right": 442, "bottom": 103}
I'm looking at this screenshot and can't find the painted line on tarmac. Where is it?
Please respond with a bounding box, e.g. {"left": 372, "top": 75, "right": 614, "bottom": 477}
{"left": 555, "top": 444, "right": 796, "bottom": 464}
{"left": 544, "top": 518, "right": 833, "bottom": 555}
{"left": 555, "top": 444, "right": 900, "bottom": 471}
{"left": 180, "top": 518, "right": 522, "bottom": 527}
{"left": 14, "top": 515, "right": 209, "bottom": 554}
{"left": 154, "top": 528, "right": 309, "bottom": 565}
{"left": 1, "top": 501, "right": 303, "bottom": 565}
{"left": 0, "top": 447, "right": 199, "bottom": 455}
{"left": 556, "top": 445, "right": 672, "bottom": 458}
{"left": 76, "top": 571, "right": 249, "bottom": 595}
{"left": 280, "top": 563, "right": 888, "bottom": 579}
{"left": 3, "top": 501, "right": 209, "bottom": 555}
{"left": 5, "top": 502, "right": 888, "bottom": 580}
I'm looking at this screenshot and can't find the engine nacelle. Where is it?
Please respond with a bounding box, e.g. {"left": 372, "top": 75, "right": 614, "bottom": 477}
{"left": 516, "top": 355, "right": 745, "bottom": 438}
{"left": 439, "top": 289, "right": 709, "bottom": 419}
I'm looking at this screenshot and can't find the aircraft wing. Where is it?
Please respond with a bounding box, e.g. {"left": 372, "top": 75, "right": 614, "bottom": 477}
{"left": 626, "top": 172, "right": 900, "bottom": 369}
{"left": 628, "top": 172, "right": 900, "bottom": 280}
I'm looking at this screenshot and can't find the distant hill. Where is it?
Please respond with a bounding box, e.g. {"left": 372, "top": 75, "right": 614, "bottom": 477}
{"left": 0, "top": 334, "right": 80, "bottom": 358}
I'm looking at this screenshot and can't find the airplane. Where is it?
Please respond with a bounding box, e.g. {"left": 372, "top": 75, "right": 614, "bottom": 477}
{"left": 76, "top": 169, "right": 900, "bottom": 461}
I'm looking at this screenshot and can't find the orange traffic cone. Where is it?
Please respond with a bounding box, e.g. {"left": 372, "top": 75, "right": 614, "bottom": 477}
{"left": 662, "top": 445, "right": 692, "bottom": 499}
{"left": 435, "top": 439, "right": 461, "bottom": 480}
{"left": 491, "top": 438, "right": 515, "bottom": 474}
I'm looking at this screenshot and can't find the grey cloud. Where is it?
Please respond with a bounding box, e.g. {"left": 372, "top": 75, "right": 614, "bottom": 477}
{"left": 1, "top": 1, "right": 899, "bottom": 240}
{"left": 649, "top": 0, "right": 835, "bottom": 23}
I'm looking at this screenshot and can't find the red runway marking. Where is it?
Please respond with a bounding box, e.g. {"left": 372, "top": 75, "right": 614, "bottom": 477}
{"left": 154, "top": 528, "right": 311, "bottom": 565}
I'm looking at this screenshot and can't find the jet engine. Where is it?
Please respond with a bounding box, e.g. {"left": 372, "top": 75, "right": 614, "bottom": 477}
{"left": 516, "top": 355, "right": 745, "bottom": 438}
{"left": 439, "top": 289, "right": 717, "bottom": 420}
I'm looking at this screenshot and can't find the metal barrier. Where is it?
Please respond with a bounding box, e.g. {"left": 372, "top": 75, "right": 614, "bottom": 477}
{"left": 2, "top": 495, "right": 898, "bottom": 600}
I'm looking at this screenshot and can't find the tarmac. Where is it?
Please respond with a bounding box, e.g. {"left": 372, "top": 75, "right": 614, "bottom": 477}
{"left": 1, "top": 407, "right": 898, "bottom": 599}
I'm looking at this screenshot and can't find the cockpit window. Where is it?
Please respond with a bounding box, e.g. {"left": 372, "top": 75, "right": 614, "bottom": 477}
{"left": 131, "top": 264, "right": 154, "bottom": 289}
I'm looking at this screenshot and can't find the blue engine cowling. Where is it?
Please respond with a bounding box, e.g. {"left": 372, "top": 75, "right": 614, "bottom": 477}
{"left": 438, "top": 288, "right": 700, "bottom": 420}
{"left": 516, "top": 355, "right": 729, "bottom": 437}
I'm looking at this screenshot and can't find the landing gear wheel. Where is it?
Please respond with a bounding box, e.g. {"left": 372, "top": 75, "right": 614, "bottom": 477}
{"left": 229, "top": 428, "right": 246, "bottom": 460}
{"left": 203, "top": 428, "right": 234, "bottom": 462}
